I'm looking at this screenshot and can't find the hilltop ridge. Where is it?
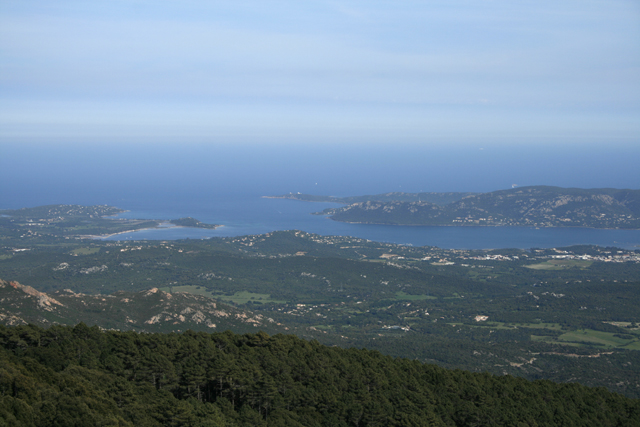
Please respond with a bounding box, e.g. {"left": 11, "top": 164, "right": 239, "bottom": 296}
{"left": 0, "top": 278, "right": 286, "bottom": 335}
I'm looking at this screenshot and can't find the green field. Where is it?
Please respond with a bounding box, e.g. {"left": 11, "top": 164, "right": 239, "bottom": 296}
{"left": 395, "top": 291, "right": 437, "bottom": 301}
{"left": 605, "top": 321, "right": 640, "bottom": 330}
{"left": 447, "top": 321, "right": 640, "bottom": 350}
{"left": 467, "top": 322, "right": 640, "bottom": 349}
{"left": 160, "top": 285, "right": 286, "bottom": 304}
{"left": 525, "top": 259, "right": 592, "bottom": 270}
{"left": 450, "top": 322, "right": 564, "bottom": 331}
{"left": 215, "top": 290, "right": 286, "bottom": 304}
{"left": 71, "top": 247, "right": 100, "bottom": 255}
{"left": 532, "top": 329, "right": 640, "bottom": 349}
{"left": 514, "top": 322, "right": 564, "bottom": 331}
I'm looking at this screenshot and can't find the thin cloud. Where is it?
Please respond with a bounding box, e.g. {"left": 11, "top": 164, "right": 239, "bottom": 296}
{"left": 0, "top": 0, "right": 638, "bottom": 140}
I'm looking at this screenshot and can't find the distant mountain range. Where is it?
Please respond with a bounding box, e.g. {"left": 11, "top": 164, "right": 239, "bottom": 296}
{"left": 272, "top": 186, "right": 640, "bottom": 228}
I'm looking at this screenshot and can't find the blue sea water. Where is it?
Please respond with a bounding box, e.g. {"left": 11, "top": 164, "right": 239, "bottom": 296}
{"left": 1, "top": 140, "right": 639, "bottom": 249}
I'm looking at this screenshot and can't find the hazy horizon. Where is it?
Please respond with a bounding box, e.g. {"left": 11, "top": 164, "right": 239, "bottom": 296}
{"left": 1, "top": 1, "right": 639, "bottom": 144}
{"left": 1, "top": 1, "right": 639, "bottom": 208}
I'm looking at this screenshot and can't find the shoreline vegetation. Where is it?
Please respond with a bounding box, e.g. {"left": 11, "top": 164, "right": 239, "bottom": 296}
{"left": 268, "top": 186, "right": 640, "bottom": 230}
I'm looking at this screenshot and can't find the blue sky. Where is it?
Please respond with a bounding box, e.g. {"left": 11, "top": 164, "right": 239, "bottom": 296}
{"left": 1, "top": 0, "right": 639, "bottom": 144}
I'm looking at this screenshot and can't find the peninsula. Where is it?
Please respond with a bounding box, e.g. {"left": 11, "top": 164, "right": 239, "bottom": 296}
{"left": 270, "top": 186, "right": 640, "bottom": 229}
{"left": 0, "top": 204, "right": 221, "bottom": 241}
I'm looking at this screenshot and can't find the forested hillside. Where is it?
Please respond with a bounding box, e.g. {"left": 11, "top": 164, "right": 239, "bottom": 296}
{"left": 1, "top": 324, "right": 638, "bottom": 426}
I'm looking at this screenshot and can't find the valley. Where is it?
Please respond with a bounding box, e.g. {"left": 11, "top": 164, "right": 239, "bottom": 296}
{"left": 1, "top": 207, "right": 639, "bottom": 398}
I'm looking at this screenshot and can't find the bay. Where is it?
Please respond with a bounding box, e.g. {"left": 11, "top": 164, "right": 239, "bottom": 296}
{"left": 2, "top": 141, "right": 639, "bottom": 250}
{"left": 102, "top": 196, "right": 640, "bottom": 250}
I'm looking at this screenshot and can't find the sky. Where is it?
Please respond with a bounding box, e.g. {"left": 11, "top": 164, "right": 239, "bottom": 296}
{"left": 1, "top": 0, "right": 639, "bottom": 145}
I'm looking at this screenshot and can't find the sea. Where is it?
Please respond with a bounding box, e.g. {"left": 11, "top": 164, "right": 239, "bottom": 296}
{"left": 2, "top": 140, "right": 639, "bottom": 250}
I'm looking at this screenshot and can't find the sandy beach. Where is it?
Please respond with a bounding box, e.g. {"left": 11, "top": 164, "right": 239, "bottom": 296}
{"left": 79, "top": 223, "right": 224, "bottom": 240}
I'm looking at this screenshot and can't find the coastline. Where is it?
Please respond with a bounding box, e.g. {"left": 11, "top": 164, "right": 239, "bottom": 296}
{"left": 81, "top": 223, "right": 224, "bottom": 240}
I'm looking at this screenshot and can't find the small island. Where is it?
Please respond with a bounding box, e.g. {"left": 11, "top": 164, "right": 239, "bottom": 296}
{"left": 169, "top": 217, "right": 220, "bottom": 229}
